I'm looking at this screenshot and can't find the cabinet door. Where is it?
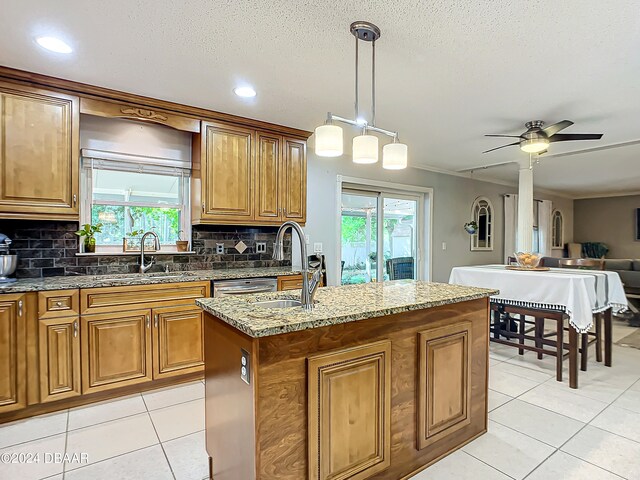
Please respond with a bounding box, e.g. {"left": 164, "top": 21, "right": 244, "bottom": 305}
{"left": 38, "top": 317, "right": 81, "bottom": 403}
{"left": 255, "top": 133, "right": 281, "bottom": 222}
{"left": 152, "top": 305, "right": 204, "bottom": 379}
{"left": 0, "top": 82, "right": 79, "bottom": 219}
{"left": 417, "top": 321, "right": 472, "bottom": 450}
{"left": 200, "top": 122, "right": 254, "bottom": 222}
{"left": 81, "top": 309, "right": 152, "bottom": 394}
{"left": 0, "top": 295, "right": 26, "bottom": 413}
{"left": 281, "top": 137, "right": 306, "bottom": 222}
{"left": 307, "top": 340, "right": 391, "bottom": 480}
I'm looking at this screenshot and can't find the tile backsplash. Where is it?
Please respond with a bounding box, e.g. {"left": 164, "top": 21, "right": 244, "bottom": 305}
{"left": 0, "top": 221, "right": 292, "bottom": 278}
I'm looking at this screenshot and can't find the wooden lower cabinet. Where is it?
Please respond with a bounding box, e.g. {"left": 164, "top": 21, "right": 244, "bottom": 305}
{"left": 152, "top": 305, "right": 204, "bottom": 379}
{"left": 307, "top": 341, "right": 391, "bottom": 480}
{"left": 38, "top": 316, "right": 81, "bottom": 403}
{"left": 81, "top": 309, "right": 153, "bottom": 394}
{"left": 0, "top": 294, "right": 26, "bottom": 413}
{"left": 277, "top": 274, "right": 303, "bottom": 291}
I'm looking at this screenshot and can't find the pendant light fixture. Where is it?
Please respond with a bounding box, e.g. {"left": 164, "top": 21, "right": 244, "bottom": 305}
{"left": 314, "top": 21, "right": 408, "bottom": 170}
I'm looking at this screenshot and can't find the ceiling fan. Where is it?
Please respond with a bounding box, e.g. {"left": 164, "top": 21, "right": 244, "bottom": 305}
{"left": 483, "top": 120, "right": 603, "bottom": 154}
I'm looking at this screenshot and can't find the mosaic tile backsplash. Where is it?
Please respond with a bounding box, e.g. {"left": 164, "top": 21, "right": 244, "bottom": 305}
{"left": 0, "top": 221, "right": 292, "bottom": 278}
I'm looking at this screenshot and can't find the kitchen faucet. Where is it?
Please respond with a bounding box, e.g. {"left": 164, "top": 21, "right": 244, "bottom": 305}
{"left": 273, "top": 221, "right": 322, "bottom": 311}
{"left": 139, "top": 231, "right": 161, "bottom": 274}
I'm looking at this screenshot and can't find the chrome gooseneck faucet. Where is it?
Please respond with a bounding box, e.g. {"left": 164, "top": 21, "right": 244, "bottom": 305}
{"left": 139, "top": 231, "right": 161, "bottom": 274}
{"left": 273, "top": 221, "right": 322, "bottom": 311}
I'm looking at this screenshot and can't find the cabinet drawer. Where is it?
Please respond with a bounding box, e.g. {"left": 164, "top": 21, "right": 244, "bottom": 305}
{"left": 81, "top": 281, "right": 210, "bottom": 314}
{"left": 38, "top": 290, "right": 80, "bottom": 319}
{"left": 277, "top": 275, "right": 303, "bottom": 291}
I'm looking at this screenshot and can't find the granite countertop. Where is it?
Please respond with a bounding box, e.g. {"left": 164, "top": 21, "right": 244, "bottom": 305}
{"left": 0, "top": 267, "right": 301, "bottom": 293}
{"left": 196, "top": 280, "right": 499, "bottom": 338}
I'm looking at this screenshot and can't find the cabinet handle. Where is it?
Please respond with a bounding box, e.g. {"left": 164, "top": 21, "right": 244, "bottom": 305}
{"left": 146, "top": 314, "right": 150, "bottom": 329}
{"left": 283, "top": 207, "right": 287, "bottom": 216}
{"left": 18, "top": 300, "right": 23, "bottom": 317}
{"left": 73, "top": 194, "right": 77, "bottom": 206}
{"left": 202, "top": 202, "right": 205, "bottom": 213}
{"left": 73, "top": 321, "right": 79, "bottom": 338}
{"left": 154, "top": 314, "right": 159, "bottom": 328}
{"left": 56, "top": 301, "right": 63, "bottom": 307}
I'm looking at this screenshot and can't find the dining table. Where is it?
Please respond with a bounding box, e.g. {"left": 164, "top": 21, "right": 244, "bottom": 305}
{"left": 449, "top": 264, "right": 628, "bottom": 388}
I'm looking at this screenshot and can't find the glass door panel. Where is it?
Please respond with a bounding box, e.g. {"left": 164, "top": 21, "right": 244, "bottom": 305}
{"left": 381, "top": 196, "right": 418, "bottom": 281}
{"left": 341, "top": 192, "right": 378, "bottom": 285}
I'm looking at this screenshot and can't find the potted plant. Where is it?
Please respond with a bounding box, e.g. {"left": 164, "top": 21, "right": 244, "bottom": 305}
{"left": 123, "top": 229, "right": 158, "bottom": 252}
{"left": 75, "top": 223, "right": 103, "bottom": 253}
{"left": 176, "top": 230, "right": 189, "bottom": 252}
{"left": 464, "top": 221, "right": 478, "bottom": 234}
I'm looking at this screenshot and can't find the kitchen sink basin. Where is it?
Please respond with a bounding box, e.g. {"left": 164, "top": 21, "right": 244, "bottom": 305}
{"left": 252, "top": 299, "right": 303, "bottom": 309}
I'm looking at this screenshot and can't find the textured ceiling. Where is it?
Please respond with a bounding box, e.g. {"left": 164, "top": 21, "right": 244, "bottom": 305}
{"left": 1, "top": 0, "right": 640, "bottom": 197}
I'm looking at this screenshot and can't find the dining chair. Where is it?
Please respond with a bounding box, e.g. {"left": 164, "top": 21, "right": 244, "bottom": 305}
{"left": 386, "top": 257, "right": 415, "bottom": 280}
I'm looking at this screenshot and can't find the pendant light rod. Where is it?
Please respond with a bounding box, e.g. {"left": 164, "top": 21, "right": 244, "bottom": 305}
{"left": 355, "top": 34, "right": 359, "bottom": 120}
{"left": 372, "top": 39, "right": 376, "bottom": 126}
{"left": 326, "top": 113, "right": 397, "bottom": 139}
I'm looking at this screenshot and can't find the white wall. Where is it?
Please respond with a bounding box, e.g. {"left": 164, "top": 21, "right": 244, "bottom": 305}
{"left": 302, "top": 153, "right": 574, "bottom": 285}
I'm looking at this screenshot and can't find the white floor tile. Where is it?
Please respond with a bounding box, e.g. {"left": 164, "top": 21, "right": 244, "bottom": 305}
{"left": 411, "top": 449, "right": 510, "bottom": 479}
{"left": 488, "top": 389, "right": 513, "bottom": 412}
{"left": 68, "top": 394, "right": 146, "bottom": 430}
{"left": 0, "top": 433, "right": 66, "bottom": 480}
{"left": 489, "top": 399, "right": 584, "bottom": 447}
{"left": 562, "top": 425, "right": 640, "bottom": 479}
{"left": 462, "top": 421, "right": 554, "bottom": 480}
{"left": 526, "top": 450, "right": 622, "bottom": 480}
{"left": 143, "top": 381, "right": 205, "bottom": 411}
{"left": 489, "top": 370, "right": 540, "bottom": 397}
{"left": 519, "top": 384, "right": 608, "bottom": 422}
{"left": 504, "top": 353, "right": 558, "bottom": 375}
{"left": 0, "top": 410, "right": 67, "bottom": 449}
{"left": 492, "top": 361, "right": 554, "bottom": 384}
{"left": 65, "top": 413, "right": 158, "bottom": 471}
{"left": 163, "top": 430, "right": 209, "bottom": 480}
{"left": 544, "top": 376, "right": 626, "bottom": 404}
{"left": 591, "top": 405, "right": 640, "bottom": 443}
{"left": 612, "top": 388, "right": 640, "bottom": 413}
{"left": 149, "top": 398, "right": 205, "bottom": 442}
{"left": 64, "top": 445, "right": 173, "bottom": 480}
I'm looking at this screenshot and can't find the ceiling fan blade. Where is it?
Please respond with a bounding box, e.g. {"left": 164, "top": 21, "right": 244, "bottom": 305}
{"left": 485, "top": 134, "right": 523, "bottom": 138}
{"left": 542, "top": 120, "right": 573, "bottom": 137}
{"left": 482, "top": 142, "right": 520, "bottom": 154}
{"left": 548, "top": 133, "right": 603, "bottom": 143}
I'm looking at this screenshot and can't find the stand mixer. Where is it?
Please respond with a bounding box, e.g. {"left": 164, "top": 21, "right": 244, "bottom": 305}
{"left": 0, "top": 233, "right": 17, "bottom": 283}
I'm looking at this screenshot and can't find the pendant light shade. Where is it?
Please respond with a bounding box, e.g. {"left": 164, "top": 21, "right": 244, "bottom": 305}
{"left": 314, "top": 124, "right": 344, "bottom": 157}
{"left": 352, "top": 135, "right": 379, "bottom": 164}
{"left": 382, "top": 142, "right": 408, "bottom": 170}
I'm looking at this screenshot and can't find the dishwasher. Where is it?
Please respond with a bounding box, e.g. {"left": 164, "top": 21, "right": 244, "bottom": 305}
{"left": 212, "top": 277, "right": 278, "bottom": 297}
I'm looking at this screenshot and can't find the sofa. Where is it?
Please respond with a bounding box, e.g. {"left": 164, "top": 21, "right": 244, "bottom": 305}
{"left": 541, "top": 257, "right": 640, "bottom": 294}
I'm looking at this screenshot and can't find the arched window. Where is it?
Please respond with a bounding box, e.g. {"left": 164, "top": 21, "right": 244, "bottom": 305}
{"left": 552, "top": 209, "right": 564, "bottom": 249}
{"left": 471, "top": 197, "right": 494, "bottom": 251}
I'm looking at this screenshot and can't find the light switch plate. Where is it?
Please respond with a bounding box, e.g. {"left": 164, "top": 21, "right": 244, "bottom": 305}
{"left": 442, "top": 242, "right": 447, "bottom": 251}
{"left": 240, "top": 348, "right": 250, "bottom": 384}
{"left": 313, "top": 242, "right": 323, "bottom": 253}
{"left": 256, "top": 242, "right": 267, "bottom": 253}
{"left": 216, "top": 243, "right": 224, "bottom": 254}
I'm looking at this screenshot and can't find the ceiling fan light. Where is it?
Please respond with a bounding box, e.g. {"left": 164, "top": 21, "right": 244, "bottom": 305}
{"left": 352, "top": 134, "right": 378, "bottom": 164}
{"left": 382, "top": 142, "right": 407, "bottom": 169}
{"left": 314, "top": 124, "right": 343, "bottom": 157}
{"left": 520, "top": 138, "right": 549, "bottom": 154}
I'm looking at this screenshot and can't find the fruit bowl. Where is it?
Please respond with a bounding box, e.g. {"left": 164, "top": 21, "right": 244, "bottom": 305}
{"left": 514, "top": 252, "right": 542, "bottom": 269}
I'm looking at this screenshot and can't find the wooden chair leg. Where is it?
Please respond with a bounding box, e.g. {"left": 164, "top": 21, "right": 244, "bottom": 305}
{"left": 518, "top": 314, "right": 525, "bottom": 355}
{"left": 492, "top": 309, "right": 501, "bottom": 340}
{"left": 604, "top": 308, "right": 612, "bottom": 367}
{"left": 581, "top": 333, "right": 588, "bottom": 371}
{"left": 595, "top": 313, "right": 602, "bottom": 363}
{"left": 556, "top": 318, "right": 563, "bottom": 382}
{"left": 535, "top": 317, "right": 543, "bottom": 360}
{"left": 569, "top": 327, "right": 578, "bottom": 389}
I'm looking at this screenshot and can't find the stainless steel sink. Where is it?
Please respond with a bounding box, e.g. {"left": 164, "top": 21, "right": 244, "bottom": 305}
{"left": 252, "top": 299, "right": 303, "bottom": 309}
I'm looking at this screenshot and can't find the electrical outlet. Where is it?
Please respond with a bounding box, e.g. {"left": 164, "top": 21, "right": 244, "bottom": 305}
{"left": 256, "top": 242, "right": 267, "bottom": 253}
{"left": 313, "top": 242, "right": 323, "bottom": 253}
{"left": 240, "top": 348, "right": 250, "bottom": 385}
{"left": 442, "top": 242, "right": 447, "bottom": 251}
{"left": 216, "top": 243, "right": 224, "bottom": 254}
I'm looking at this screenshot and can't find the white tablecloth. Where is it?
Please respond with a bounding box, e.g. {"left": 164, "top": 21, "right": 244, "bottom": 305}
{"left": 449, "top": 265, "right": 628, "bottom": 332}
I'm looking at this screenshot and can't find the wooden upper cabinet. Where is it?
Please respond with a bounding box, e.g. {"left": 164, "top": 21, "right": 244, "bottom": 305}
{"left": 193, "top": 122, "right": 254, "bottom": 223}
{"left": 281, "top": 137, "right": 307, "bottom": 222}
{"left": 0, "top": 82, "right": 79, "bottom": 220}
{"left": 255, "top": 133, "right": 281, "bottom": 222}
{"left": 0, "top": 294, "right": 26, "bottom": 413}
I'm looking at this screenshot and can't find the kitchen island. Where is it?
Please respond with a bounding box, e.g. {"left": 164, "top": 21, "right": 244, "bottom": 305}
{"left": 196, "top": 280, "right": 497, "bottom": 480}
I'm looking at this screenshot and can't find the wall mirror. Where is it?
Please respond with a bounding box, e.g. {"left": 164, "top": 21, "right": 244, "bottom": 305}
{"left": 471, "top": 197, "right": 493, "bottom": 251}
{"left": 552, "top": 209, "right": 564, "bottom": 249}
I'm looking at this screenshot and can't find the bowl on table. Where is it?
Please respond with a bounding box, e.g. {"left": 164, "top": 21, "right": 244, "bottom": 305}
{"left": 514, "top": 252, "right": 542, "bottom": 269}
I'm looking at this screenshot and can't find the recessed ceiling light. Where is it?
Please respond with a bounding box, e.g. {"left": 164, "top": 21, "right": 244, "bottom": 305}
{"left": 234, "top": 86, "right": 256, "bottom": 98}
{"left": 35, "top": 36, "right": 73, "bottom": 54}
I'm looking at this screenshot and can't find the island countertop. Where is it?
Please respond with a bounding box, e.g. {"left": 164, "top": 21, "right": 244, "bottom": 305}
{"left": 196, "top": 279, "right": 498, "bottom": 338}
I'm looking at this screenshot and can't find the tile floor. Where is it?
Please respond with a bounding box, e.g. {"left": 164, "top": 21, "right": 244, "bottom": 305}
{"left": 2, "top": 318, "right": 639, "bottom": 480}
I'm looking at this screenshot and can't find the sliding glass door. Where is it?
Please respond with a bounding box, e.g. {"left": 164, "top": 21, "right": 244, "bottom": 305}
{"left": 341, "top": 189, "right": 420, "bottom": 285}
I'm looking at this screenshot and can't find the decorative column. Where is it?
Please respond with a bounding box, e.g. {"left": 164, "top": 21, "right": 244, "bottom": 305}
{"left": 516, "top": 158, "right": 534, "bottom": 252}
